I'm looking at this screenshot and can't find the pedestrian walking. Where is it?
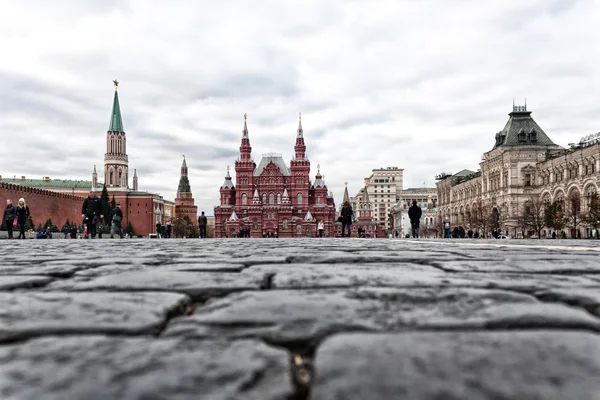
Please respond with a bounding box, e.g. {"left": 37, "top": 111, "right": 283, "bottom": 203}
{"left": 317, "top": 220, "right": 324, "bottom": 237}
{"left": 198, "top": 211, "right": 207, "bottom": 238}
{"left": 15, "top": 198, "right": 30, "bottom": 239}
{"left": 340, "top": 201, "right": 353, "bottom": 237}
{"left": 110, "top": 203, "right": 124, "bottom": 239}
{"left": 156, "top": 222, "right": 162, "bottom": 238}
{"left": 443, "top": 219, "right": 451, "bottom": 238}
{"left": 408, "top": 200, "right": 422, "bottom": 238}
{"left": 81, "top": 191, "right": 102, "bottom": 239}
{"left": 3, "top": 199, "right": 17, "bottom": 239}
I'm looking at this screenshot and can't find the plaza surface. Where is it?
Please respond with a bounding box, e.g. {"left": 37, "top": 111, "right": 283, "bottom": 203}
{"left": 1, "top": 238, "right": 600, "bottom": 400}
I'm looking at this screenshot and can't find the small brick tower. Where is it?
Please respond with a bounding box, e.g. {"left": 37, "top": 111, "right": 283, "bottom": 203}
{"left": 174, "top": 155, "right": 198, "bottom": 223}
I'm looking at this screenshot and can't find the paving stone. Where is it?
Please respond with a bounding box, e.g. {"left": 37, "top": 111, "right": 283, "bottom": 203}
{"left": 0, "top": 291, "right": 189, "bottom": 343}
{"left": 536, "top": 288, "right": 600, "bottom": 316}
{"left": 310, "top": 331, "right": 600, "bottom": 400}
{"left": 436, "top": 256, "right": 600, "bottom": 274}
{"left": 46, "top": 270, "right": 262, "bottom": 301}
{"left": 0, "top": 336, "right": 294, "bottom": 400}
{"left": 242, "top": 263, "right": 599, "bottom": 291}
{"left": 164, "top": 287, "right": 600, "bottom": 343}
{"left": 0, "top": 275, "right": 53, "bottom": 290}
{"left": 73, "top": 262, "right": 249, "bottom": 278}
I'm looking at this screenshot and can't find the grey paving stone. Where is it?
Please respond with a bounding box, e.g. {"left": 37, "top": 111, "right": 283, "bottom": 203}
{"left": 0, "top": 291, "right": 189, "bottom": 343}
{"left": 73, "top": 262, "right": 249, "bottom": 278}
{"left": 164, "top": 287, "right": 600, "bottom": 342}
{"left": 310, "top": 331, "right": 600, "bottom": 400}
{"left": 436, "top": 256, "right": 600, "bottom": 273}
{"left": 242, "top": 263, "right": 599, "bottom": 291}
{"left": 46, "top": 270, "right": 262, "bottom": 301}
{"left": 0, "top": 336, "right": 294, "bottom": 400}
{"left": 536, "top": 288, "right": 600, "bottom": 316}
{"left": 0, "top": 275, "right": 53, "bottom": 290}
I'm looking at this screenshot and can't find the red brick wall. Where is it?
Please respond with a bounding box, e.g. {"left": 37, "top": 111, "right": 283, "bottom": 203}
{"left": 0, "top": 183, "right": 84, "bottom": 228}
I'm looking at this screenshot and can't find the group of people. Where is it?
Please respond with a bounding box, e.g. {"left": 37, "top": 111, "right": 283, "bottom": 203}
{"left": 2, "top": 198, "right": 31, "bottom": 239}
{"left": 81, "top": 190, "right": 124, "bottom": 239}
{"left": 155, "top": 221, "right": 172, "bottom": 238}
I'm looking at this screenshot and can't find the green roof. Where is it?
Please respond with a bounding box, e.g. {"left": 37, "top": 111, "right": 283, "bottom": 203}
{"left": 177, "top": 176, "right": 191, "bottom": 194}
{"left": 0, "top": 177, "right": 102, "bottom": 189}
{"left": 108, "top": 90, "right": 124, "bottom": 132}
{"left": 181, "top": 157, "right": 187, "bottom": 168}
{"left": 494, "top": 106, "right": 555, "bottom": 148}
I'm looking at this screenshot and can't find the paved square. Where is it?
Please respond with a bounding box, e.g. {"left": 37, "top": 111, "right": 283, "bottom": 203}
{"left": 1, "top": 238, "right": 599, "bottom": 399}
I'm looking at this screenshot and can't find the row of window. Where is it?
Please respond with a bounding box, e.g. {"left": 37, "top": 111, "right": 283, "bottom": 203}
{"left": 240, "top": 192, "right": 325, "bottom": 205}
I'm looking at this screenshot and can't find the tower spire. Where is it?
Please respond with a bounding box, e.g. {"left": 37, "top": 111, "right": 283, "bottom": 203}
{"left": 343, "top": 181, "right": 350, "bottom": 203}
{"left": 297, "top": 112, "right": 303, "bottom": 138}
{"left": 239, "top": 114, "right": 252, "bottom": 161}
{"left": 108, "top": 80, "right": 124, "bottom": 132}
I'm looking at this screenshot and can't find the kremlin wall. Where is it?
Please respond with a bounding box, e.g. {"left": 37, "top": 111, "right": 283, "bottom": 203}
{"left": 0, "top": 182, "right": 84, "bottom": 228}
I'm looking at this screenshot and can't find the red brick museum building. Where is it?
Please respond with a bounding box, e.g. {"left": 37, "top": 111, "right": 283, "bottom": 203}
{"left": 214, "top": 115, "right": 336, "bottom": 238}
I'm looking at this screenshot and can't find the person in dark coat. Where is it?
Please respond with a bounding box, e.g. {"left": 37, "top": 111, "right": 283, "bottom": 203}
{"left": 110, "top": 203, "right": 124, "bottom": 239}
{"left": 15, "top": 198, "right": 30, "bottom": 239}
{"left": 408, "top": 200, "right": 422, "bottom": 238}
{"left": 81, "top": 191, "right": 103, "bottom": 239}
{"left": 340, "top": 201, "right": 353, "bottom": 237}
{"left": 3, "top": 199, "right": 17, "bottom": 239}
{"left": 198, "top": 211, "right": 208, "bottom": 238}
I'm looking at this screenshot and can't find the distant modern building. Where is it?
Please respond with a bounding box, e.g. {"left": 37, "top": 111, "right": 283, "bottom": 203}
{"left": 436, "top": 102, "right": 600, "bottom": 238}
{"left": 390, "top": 187, "right": 438, "bottom": 237}
{"left": 349, "top": 167, "right": 404, "bottom": 229}
{"left": 0, "top": 81, "right": 175, "bottom": 236}
{"left": 214, "top": 114, "right": 336, "bottom": 238}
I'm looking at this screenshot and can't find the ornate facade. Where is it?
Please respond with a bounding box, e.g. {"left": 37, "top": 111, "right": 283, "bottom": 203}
{"left": 214, "top": 115, "right": 336, "bottom": 238}
{"left": 436, "top": 103, "right": 600, "bottom": 238}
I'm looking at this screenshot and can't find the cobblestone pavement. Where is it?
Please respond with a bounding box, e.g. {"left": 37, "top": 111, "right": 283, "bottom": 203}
{"left": 1, "top": 238, "right": 600, "bottom": 400}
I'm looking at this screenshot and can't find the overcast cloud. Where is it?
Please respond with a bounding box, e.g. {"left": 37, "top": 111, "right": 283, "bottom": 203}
{"left": 0, "top": 0, "right": 599, "bottom": 214}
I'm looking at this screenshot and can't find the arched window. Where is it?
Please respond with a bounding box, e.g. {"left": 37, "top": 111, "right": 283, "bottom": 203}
{"left": 297, "top": 193, "right": 303, "bottom": 204}
{"left": 296, "top": 225, "right": 302, "bottom": 234}
{"left": 109, "top": 170, "right": 114, "bottom": 185}
{"left": 277, "top": 194, "right": 281, "bottom": 204}
{"left": 262, "top": 193, "right": 267, "bottom": 204}
{"left": 241, "top": 193, "right": 247, "bottom": 205}
{"left": 269, "top": 193, "right": 275, "bottom": 204}
{"left": 252, "top": 220, "right": 258, "bottom": 230}
{"left": 282, "top": 219, "right": 288, "bottom": 229}
{"left": 118, "top": 169, "right": 122, "bottom": 186}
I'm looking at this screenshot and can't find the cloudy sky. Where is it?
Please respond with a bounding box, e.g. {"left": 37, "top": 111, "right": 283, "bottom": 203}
{"left": 1, "top": 0, "right": 599, "bottom": 214}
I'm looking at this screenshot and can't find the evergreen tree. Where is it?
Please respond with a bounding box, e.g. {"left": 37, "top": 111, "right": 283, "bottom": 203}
{"left": 61, "top": 220, "right": 71, "bottom": 233}
{"left": 101, "top": 184, "right": 112, "bottom": 224}
{"left": 111, "top": 195, "right": 117, "bottom": 209}
{"left": 126, "top": 222, "right": 135, "bottom": 236}
{"left": 44, "top": 218, "right": 54, "bottom": 230}
{"left": 24, "top": 216, "right": 34, "bottom": 230}
{"left": 36, "top": 223, "right": 43, "bottom": 232}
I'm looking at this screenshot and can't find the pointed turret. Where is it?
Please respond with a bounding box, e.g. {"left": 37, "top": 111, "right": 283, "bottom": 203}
{"left": 221, "top": 166, "right": 234, "bottom": 189}
{"left": 343, "top": 181, "right": 350, "bottom": 204}
{"left": 314, "top": 164, "right": 326, "bottom": 188}
{"left": 282, "top": 188, "right": 291, "bottom": 205}
{"left": 239, "top": 113, "right": 252, "bottom": 161}
{"left": 294, "top": 112, "right": 306, "bottom": 160}
{"left": 133, "top": 169, "right": 138, "bottom": 191}
{"left": 177, "top": 156, "right": 191, "bottom": 194}
{"left": 104, "top": 80, "right": 129, "bottom": 188}
{"left": 108, "top": 83, "right": 124, "bottom": 133}
{"left": 92, "top": 165, "right": 98, "bottom": 190}
{"left": 252, "top": 189, "right": 262, "bottom": 205}
{"left": 297, "top": 112, "right": 303, "bottom": 138}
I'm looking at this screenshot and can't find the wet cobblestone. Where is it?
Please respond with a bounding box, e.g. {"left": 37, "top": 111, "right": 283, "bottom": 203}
{"left": 1, "top": 238, "right": 600, "bottom": 399}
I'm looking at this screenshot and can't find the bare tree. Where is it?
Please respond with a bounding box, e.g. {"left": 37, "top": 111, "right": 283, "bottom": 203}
{"left": 545, "top": 201, "right": 568, "bottom": 238}
{"left": 565, "top": 193, "right": 582, "bottom": 239}
{"left": 583, "top": 193, "right": 600, "bottom": 239}
{"left": 472, "top": 199, "right": 493, "bottom": 237}
{"left": 517, "top": 194, "right": 546, "bottom": 239}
